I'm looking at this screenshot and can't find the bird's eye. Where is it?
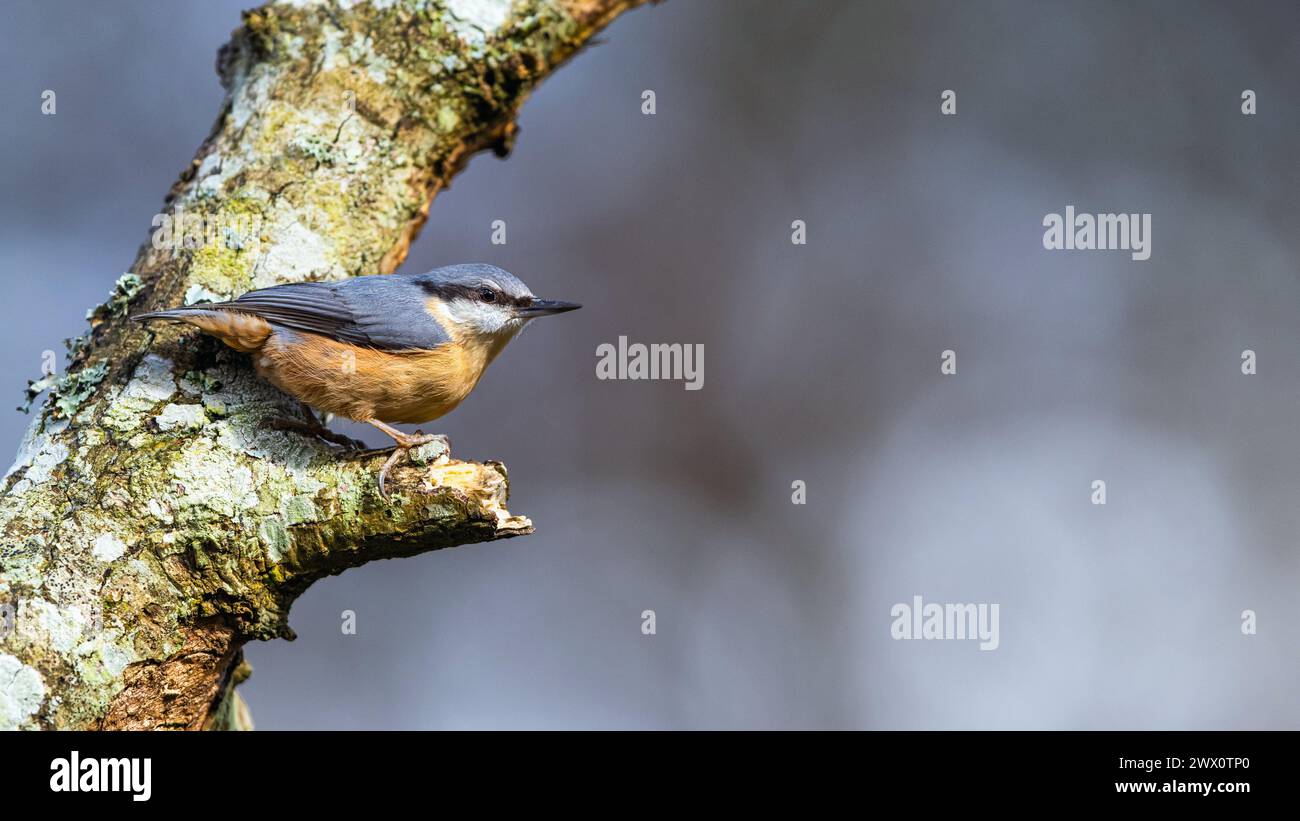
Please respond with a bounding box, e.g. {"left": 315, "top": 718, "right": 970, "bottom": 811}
{"left": 479, "top": 288, "right": 497, "bottom": 303}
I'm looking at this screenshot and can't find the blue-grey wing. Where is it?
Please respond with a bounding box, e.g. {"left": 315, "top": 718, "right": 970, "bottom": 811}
{"left": 214, "top": 275, "right": 449, "bottom": 351}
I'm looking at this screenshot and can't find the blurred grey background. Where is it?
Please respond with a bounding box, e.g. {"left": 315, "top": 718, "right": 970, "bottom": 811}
{"left": 2, "top": 0, "right": 1298, "bottom": 728}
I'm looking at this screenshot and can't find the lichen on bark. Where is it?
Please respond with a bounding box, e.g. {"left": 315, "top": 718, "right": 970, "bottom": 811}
{"left": 0, "top": 0, "right": 647, "bottom": 730}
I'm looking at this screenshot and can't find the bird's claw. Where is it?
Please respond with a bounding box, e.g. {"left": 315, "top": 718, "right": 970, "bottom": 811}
{"left": 375, "top": 432, "right": 448, "bottom": 501}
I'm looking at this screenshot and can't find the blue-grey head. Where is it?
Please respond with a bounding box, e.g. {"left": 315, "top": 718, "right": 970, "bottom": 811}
{"left": 412, "top": 263, "right": 580, "bottom": 344}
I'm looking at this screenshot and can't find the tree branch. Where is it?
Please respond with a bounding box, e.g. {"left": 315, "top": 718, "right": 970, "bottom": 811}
{"left": 0, "top": 0, "right": 648, "bottom": 731}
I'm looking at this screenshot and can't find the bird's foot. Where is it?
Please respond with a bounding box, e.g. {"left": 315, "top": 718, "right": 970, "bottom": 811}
{"left": 301, "top": 403, "right": 369, "bottom": 450}
{"left": 311, "top": 426, "right": 369, "bottom": 451}
{"left": 268, "top": 413, "right": 367, "bottom": 451}
{"left": 377, "top": 430, "right": 451, "bottom": 501}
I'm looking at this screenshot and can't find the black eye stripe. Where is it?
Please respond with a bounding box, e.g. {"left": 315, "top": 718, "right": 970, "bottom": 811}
{"left": 417, "top": 281, "right": 512, "bottom": 303}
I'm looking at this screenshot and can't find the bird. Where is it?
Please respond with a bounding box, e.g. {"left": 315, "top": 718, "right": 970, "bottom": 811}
{"left": 133, "top": 263, "right": 580, "bottom": 498}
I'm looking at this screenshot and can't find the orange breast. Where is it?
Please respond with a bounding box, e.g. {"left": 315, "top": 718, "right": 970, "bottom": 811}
{"left": 255, "top": 331, "right": 493, "bottom": 424}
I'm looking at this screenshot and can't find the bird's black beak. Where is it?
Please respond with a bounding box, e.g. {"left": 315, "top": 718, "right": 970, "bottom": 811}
{"left": 517, "top": 298, "right": 581, "bottom": 317}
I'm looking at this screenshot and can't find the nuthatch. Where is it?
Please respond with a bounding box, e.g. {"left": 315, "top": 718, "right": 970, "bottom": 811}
{"left": 134, "top": 264, "right": 579, "bottom": 497}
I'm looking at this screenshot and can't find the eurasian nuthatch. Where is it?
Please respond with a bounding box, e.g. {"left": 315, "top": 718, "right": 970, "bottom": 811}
{"left": 134, "top": 263, "right": 579, "bottom": 497}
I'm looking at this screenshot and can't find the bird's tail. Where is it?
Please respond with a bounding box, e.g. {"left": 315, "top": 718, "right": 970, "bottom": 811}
{"left": 131, "top": 307, "right": 222, "bottom": 323}
{"left": 131, "top": 306, "right": 271, "bottom": 353}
